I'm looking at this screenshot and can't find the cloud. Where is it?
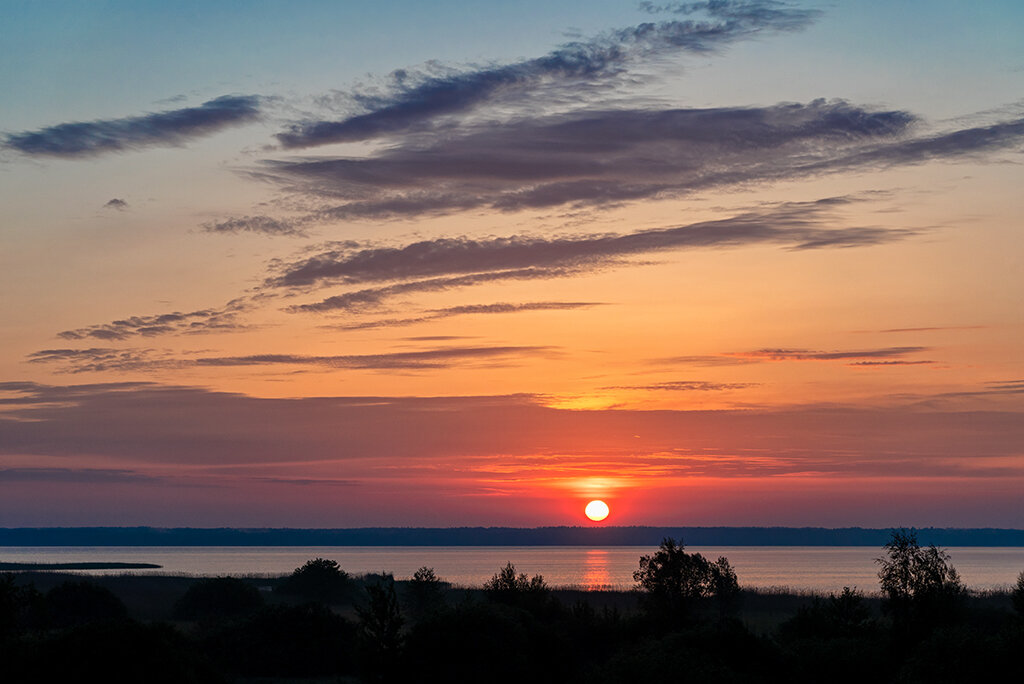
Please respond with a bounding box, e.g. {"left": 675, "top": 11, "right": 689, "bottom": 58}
{"left": 26, "top": 348, "right": 177, "bottom": 374}
{"left": 192, "top": 345, "right": 555, "bottom": 370}
{"left": 849, "top": 360, "right": 934, "bottom": 367}
{"left": 2, "top": 382, "right": 1022, "bottom": 478}
{"left": 255, "top": 101, "right": 922, "bottom": 225}
{"left": 56, "top": 299, "right": 252, "bottom": 341}
{"left": 871, "top": 325, "right": 986, "bottom": 334}
{"left": 657, "top": 346, "right": 932, "bottom": 367}
{"left": 275, "top": 1, "right": 818, "bottom": 148}
{"left": 0, "top": 467, "right": 159, "bottom": 484}
{"left": 103, "top": 198, "right": 128, "bottom": 210}
{"left": 335, "top": 301, "right": 604, "bottom": 331}
{"left": 202, "top": 215, "right": 307, "bottom": 237}
{"left": 5, "top": 95, "right": 262, "bottom": 158}
{"left": 26, "top": 345, "right": 555, "bottom": 374}
{"left": 272, "top": 198, "right": 914, "bottom": 311}
{"left": 274, "top": 198, "right": 896, "bottom": 289}
{"left": 602, "top": 380, "right": 757, "bottom": 391}
{"left": 728, "top": 346, "right": 929, "bottom": 361}
{"left": 289, "top": 268, "right": 583, "bottom": 313}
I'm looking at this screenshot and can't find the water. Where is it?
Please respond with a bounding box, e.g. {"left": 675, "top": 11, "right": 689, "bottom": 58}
{"left": 3, "top": 546, "right": 1023, "bottom": 592}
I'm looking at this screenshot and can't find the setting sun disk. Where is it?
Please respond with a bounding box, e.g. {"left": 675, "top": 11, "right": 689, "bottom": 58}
{"left": 585, "top": 500, "right": 610, "bottom": 521}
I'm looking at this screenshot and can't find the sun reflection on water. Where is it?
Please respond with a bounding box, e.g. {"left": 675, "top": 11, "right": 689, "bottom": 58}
{"left": 581, "top": 549, "right": 613, "bottom": 590}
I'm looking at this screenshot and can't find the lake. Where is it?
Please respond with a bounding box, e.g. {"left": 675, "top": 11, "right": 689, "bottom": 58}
{"left": 3, "top": 545, "right": 1023, "bottom": 592}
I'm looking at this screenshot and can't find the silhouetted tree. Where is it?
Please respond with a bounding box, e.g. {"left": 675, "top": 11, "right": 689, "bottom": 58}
{"left": 710, "top": 556, "right": 741, "bottom": 618}
{"left": 634, "top": 538, "right": 738, "bottom": 622}
{"left": 406, "top": 566, "right": 448, "bottom": 618}
{"left": 173, "top": 576, "right": 263, "bottom": 621}
{"left": 1012, "top": 570, "right": 1024, "bottom": 618}
{"left": 483, "top": 562, "right": 549, "bottom": 610}
{"left": 876, "top": 528, "right": 965, "bottom": 631}
{"left": 276, "top": 557, "right": 350, "bottom": 604}
{"left": 357, "top": 574, "right": 404, "bottom": 681}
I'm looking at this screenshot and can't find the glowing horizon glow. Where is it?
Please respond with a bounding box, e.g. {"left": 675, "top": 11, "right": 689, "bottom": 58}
{"left": 585, "top": 500, "right": 610, "bottom": 522}
{"left": 2, "top": 2, "right": 1024, "bottom": 528}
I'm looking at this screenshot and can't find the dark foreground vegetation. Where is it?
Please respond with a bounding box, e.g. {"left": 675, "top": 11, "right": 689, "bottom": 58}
{"left": 2, "top": 530, "right": 1023, "bottom": 683}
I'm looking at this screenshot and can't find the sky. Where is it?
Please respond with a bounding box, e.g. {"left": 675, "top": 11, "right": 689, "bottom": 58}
{"left": 1, "top": 0, "right": 1023, "bottom": 528}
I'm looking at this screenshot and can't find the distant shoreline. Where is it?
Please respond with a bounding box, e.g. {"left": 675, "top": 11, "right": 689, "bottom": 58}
{"left": 0, "top": 561, "right": 162, "bottom": 570}
{"left": 3, "top": 526, "right": 1024, "bottom": 547}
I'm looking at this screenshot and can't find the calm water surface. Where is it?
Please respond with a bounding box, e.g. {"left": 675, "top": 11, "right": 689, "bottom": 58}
{"left": 4, "top": 546, "right": 1023, "bottom": 592}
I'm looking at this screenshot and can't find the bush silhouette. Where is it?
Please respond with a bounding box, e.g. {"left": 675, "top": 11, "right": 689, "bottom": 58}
{"left": 174, "top": 576, "right": 264, "bottom": 621}
{"left": 45, "top": 580, "right": 128, "bottom": 628}
{"left": 1, "top": 573, "right": 44, "bottom": 639}
{"left": 12, "top": 620, "right": 218, "bottom": 684}
{"left": 484, "top": 562, "right": 550, "bottom": 612}
{"left": 781, "top": 587, "right": 874, "bottom": 639}
{"left": 276, "top": 557, "right": 350, "bottom": 604}
{"left": 202, "top": 603, "right": 356, "bottom": 678}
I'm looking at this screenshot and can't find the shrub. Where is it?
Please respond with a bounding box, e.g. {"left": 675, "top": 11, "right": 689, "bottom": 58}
{"left": 276, "top": 557, "right": 350, "bottom": 604}
{"left": 45, "top": 580, "right": 128, "bottom": 628}
{"left": 173, "top": 576, "right": 263, "bottom": 621}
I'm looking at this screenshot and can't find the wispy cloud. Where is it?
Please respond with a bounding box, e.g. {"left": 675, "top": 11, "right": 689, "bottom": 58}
{"left": 602, "top": 380, "right": 757, "bottom": 391}
{"left": 335, "top": 301, "right": 604, "bottom": 331}
{"left": 192, "top": 345, "right": 555, "bottom": 370}
{"left": 728, "top": 347, "right": 929, "bottom": 362}
{"left": 26, "top": 345, "right": 555, "bottom": 374}
{"left": 56, "top": 299, "right": 253, "bottom": 341}
{"left": 2, "top": 382, "right": 1023, "bottom": 477}
{"left": 202, "top": 215, "right": 307, "bottom": 237}
{"left": 103, "top": 198, "right": 128, "bottom": 210}
{"left": 273, "top": 198, "right": 914, "bottom": 311}
{"left": 250, "top": 101, "right": 918, "bottom": 227}
{"left": 5, "top": 95, "right": 262, "bottom": 158}
{"left": 657, "top": 346, "right": 932, "bottom": 367}
{"left": 0, "top": 467, "right": 160, "bottom": 484}
{"left": 26, "top": 348, "right": 175, "bottom": 374}
{"left": 275, "top": 1, "right": 819, "bottom": 148}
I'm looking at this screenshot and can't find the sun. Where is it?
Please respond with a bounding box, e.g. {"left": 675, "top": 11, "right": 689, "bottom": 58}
{"left": 585, "top": 499, "right": 610, "bottom": 522}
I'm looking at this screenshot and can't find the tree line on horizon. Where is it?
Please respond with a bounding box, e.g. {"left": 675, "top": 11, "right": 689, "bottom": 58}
{"left": 2, "top": 528, "right": 1024, "bottom": 682}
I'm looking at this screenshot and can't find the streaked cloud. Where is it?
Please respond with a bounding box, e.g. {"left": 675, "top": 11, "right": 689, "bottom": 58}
{"left": 5, "top": 95, "right": 262, "bottom": 158}
{"left": 26, "top": 348, "right": 174, "bottom": 374}
{"left": 275, "top": 1, "right": 819, "bottom": 148}
{"left": 192, "top": 345, "right": 555, "bottom": 370}
{"left": 728, "top": 346, "right": 929, "bottom": 362}
{"left": 202, "top": 215, "right": 307, "bottom": 237}
{"left": 2, "top": 382, "right": 1022, "bottom": 476}
{"left": 335, "top": 301, "right": 604, "bottom": 331}
{"left": 252, "top": 101, "right": 918, "bottom": 227}
{"left": 56, "top": 299, "right": 252, "bottom": 341}
{"left": 26, "top": 345, "right": 555, "bottom": 374}
{"left": 0, "top": 467, "right": 159, "bottom": 484}
{"left": 602, "top": 380, "right": 757, "bottom": 391}
{"left": 273, "top": 198, "right": 913, "bottom": 311}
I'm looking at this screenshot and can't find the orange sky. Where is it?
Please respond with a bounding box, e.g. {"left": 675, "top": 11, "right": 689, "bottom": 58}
{"left": 2, "top": 1, "right": 1023, "bottom": 527}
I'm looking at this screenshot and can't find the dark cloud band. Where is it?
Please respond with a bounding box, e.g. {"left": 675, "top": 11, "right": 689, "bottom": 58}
{"left": 5, "top": 95, "right": 262, "bottom": 158}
